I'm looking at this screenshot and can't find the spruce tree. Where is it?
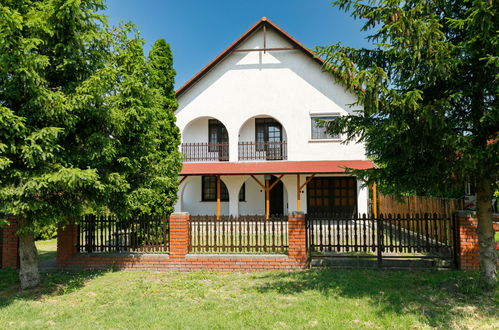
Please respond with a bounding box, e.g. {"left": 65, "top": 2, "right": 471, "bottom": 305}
{"left": 318, "top": 0, "right": 498, "bottom": 287}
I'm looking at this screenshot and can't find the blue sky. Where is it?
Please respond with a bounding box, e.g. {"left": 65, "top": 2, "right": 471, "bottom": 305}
{"left": 103, "top": 0, "right": 371, "bottom": 88}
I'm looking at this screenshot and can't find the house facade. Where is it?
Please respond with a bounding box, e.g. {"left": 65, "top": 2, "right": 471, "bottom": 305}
{"left": 174, "top": 18, "right": 376, "bottom": 218}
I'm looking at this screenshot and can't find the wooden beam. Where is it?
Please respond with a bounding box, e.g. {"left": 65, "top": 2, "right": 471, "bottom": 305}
{"left": 297, "top": 174, "right": 301, "bottom": 212}
{"left": 179, "top": 176, "right": 188, "bottom": 186}
{"left": 232, "top": 47, "right": 296, "bottom": 52}
{"left": 299, "top": 174, "right": 316, "bottom": 191}
{"left": 265, "top": 179, "right": 270, "bottom": 220}
{"left": 216, "top": 175, "right": 221, "bottom": 220}
{"left": 250, "top": 174, "right": 266, "bottom": 190}
{"left": 372, "top": 181, "right": 377, "bottom": 218}
{"left": 268, "top": 174, "right": 284, "bottom": 191}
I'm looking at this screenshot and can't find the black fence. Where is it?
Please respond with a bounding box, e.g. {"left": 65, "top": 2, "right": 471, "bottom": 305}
{"left": 0, "top": 226, "right": 3, "bottom": 268}
{"left": 189, "top": 215, "right": 288, "bottom": 253}
{"left": 306, "top": 213, "right": 456, "bottom": 264}
{"left": 181, "top": 143, "right": 229, "bottom": 162}
{"left": 238, "top": 141, "right": 287, "bottom": 161}
{"left": 77, "top": 215, "right": 169, "bottom": 253}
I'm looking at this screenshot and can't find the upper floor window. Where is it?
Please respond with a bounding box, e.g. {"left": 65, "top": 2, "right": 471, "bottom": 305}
{"left": 255, "top": 118, "right": 282, "bottom": 151}
{"left": 311, "top": 115, "right": 340, "bottom": 140}
{"left": 208, "top": 119, "right": 228, "bottom": 150}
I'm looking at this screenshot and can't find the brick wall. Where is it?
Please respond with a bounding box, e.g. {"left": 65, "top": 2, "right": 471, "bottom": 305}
{"left": 58, "top": 212, "right": 309, "bottom": 271}
{"left": 456, "top": 212, "right": 499, "bottom": 270}
{"left": 1, "top": 215, "right": 19, "bottom": 269}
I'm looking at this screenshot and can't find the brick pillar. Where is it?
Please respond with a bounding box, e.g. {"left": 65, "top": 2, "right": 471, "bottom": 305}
{"left": 57, "top": 223, "right": 77, "bottom": 265}
{"left": 288, "top": 211, "right": 308, "bottom": 268}
{"left": 169, "top": 212, "right": 190, "bottom": 258}
{"left": 1, "top": 215, "right": 19, "bottom": 269}
{"left": 455, "top": 211, "right": 480, "bottom": 270}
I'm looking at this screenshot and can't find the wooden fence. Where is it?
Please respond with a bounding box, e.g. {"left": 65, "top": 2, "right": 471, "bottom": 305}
{"left": 378, "top": 194, "right": 463, "bottom": 217}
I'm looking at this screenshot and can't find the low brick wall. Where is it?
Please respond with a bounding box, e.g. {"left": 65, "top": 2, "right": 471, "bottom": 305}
{"left": 456, "top": 212, "right": 499, "bottom": 270}
{"left": 57, "top": 212, "right": 308, "bottom": 271}
{"left": 1, "top": 215, "right": 19, "bottom": 269}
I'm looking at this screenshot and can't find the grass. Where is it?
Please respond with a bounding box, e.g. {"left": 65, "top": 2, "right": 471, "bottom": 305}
{"left": 0, "top": 268, "right": 497, "bottom": 329}
{"left": 35, "top": 239, "right": 57, "bottom": 262}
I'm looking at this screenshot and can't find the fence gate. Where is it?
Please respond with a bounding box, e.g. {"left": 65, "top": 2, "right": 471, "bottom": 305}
{"left": 306, "top": 213, "right": 457, "bottom": 269}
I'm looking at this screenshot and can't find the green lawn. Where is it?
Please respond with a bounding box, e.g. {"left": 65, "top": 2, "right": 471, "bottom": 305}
{"left": 0, "top": 269, "right": 497, "bottom": 329}
{"left": 35, "top": 239, "right": 57, "bottom": 262}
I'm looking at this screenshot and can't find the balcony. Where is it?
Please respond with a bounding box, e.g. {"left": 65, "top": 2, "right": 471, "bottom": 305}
{"left": 238, "top": 141, "right": 287, "bottom": 161}
{"left": 181, "top": 143, "right": 229, "bottom": 162}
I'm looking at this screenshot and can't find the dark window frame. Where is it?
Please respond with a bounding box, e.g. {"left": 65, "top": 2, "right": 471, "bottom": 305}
{"left": 255, "top": 118, "right": 282, "bottom": 151}
{"left": 306, "top": 177, "right": 357, "bottom": 216}
{"left": 310, "top": 115, "right": 340, "bottom": 140}
{"left": 201, "top": 176, "right": 245, "bottom": 202}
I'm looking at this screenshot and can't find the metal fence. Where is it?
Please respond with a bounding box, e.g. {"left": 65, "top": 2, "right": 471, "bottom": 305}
{"left": 181, "top": 143, "right": 229, "bottom": 162}
{"left": 307, "top": 213, "right": 455, "bottom": 262}
{"left": 189, "top": 215, "right": 288, "bottom": 253}
{"left": 238, "top": 141, "right": 287, "bottom": 161}
{"left": 76, "top": 215, "right": 169, "bottom": 253}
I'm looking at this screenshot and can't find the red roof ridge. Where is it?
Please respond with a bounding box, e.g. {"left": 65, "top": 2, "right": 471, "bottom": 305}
{"left": 176, "top": 17, "right": 325, "bottom": 97}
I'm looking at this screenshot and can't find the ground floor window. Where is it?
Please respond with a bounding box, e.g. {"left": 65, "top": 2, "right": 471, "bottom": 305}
{"left": 202, "top": 176, "right": 245, "bottom": 201}
{"left": 307, "top": 177, "right": 357, "bottom": 215}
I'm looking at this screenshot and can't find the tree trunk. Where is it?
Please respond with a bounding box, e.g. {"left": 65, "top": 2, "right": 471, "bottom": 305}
{"left": 475, "top": 175, "right": 497, "bottom": 289}
{"left": 18, "top": 217, "right": 40, "bottom": 289}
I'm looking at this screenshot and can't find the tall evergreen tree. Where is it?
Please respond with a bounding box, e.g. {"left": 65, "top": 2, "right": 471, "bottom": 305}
{"left": 318, "top": 0, "right": 498, "bottom": 287}
{"left": 0, "top": 1, "right": 181, "bottom": 289}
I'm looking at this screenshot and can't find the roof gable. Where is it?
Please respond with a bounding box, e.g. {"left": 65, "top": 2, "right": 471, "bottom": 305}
{"left": 176, "top": 17, "right": 325, "bottom": 97}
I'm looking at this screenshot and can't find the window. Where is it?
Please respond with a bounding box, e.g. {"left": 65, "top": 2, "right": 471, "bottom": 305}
{"left": 208, "top": 119, "right": 228, "bottom": 152}
{"left": 311, "top": 115, "right": 340, "bottom": 140}
{"left": 202, "top": 176, "right": 245, "bottom": 201}
{"left": 255, "top": 118, "right": 282, "bottom": 151}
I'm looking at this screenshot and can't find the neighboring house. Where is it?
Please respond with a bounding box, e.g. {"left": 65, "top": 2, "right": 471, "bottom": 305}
{"left": 174, "top": 18, "right": 376, "bottom": 218}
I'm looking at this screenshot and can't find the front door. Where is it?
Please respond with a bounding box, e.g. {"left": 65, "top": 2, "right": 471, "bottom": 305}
{"left": 267, "top": 175, "right": 284, "bottom": 216}
{"left": 255, "top": 118, "right": 283, "bottom": 160}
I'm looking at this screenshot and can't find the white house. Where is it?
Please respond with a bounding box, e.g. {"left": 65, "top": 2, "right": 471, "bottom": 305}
{"left": 174, "top": 17, "right": 376, "bottom": 218}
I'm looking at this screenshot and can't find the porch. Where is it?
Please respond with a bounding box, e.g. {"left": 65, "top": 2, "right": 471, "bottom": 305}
{"left": 176, "top": 160, "right": 377, "bottom": 219}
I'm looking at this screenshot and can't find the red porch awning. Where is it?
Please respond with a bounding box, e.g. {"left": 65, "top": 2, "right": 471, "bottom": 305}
{"left": 181, "top": 160, "right": 377, "bottom": 175}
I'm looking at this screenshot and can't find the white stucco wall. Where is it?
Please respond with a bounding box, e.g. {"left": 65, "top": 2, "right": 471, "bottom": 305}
{"left": 174, "top": 25, "right": 370, "bottom": 216}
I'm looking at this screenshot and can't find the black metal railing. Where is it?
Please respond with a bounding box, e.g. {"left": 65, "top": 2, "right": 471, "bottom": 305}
{"left": 306, "top": 213, "right": 454, "bottom": 259}
{"left": 189, "top": 215, "right": 288, "bottom": 253}
{"left": 76, "top": 215, "right": 169, "bottom": 253}
{"left": 181, "top": 143, "right": 229, "bottom": 162}
{"left": 238, "top": 141, "right": 287, "bottom": 161}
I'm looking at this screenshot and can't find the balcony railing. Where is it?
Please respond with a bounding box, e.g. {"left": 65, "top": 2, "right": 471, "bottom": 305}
{"left": 238, "top": 141, "right": 287, "bottom": 161}
{"left": 181, "top": 143, "right": 229, "bottom": 162}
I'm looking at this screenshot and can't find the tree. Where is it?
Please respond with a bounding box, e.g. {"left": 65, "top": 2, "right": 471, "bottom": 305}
{"left": 317, "top": 0, "right": 498, "bottom": 288}
{"left": 0, "top": 0, "right": 181, "bottom": 289}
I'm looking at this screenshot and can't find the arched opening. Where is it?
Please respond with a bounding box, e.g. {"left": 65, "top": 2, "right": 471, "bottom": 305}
{"left": 238, "top": 175, "right": 288, "bottom": 216}
{"left": 182, "top": 116, "right": 229, "bottom": 162}
{"left": 180, "top": 176, "right": 231, "bottom": 216}
{"left": 238, "top": 115, "right": 287, "bottom": 161}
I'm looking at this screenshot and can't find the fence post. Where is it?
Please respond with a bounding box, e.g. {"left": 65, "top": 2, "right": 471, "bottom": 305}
{"left": 57, "top": 221, "right": 77, "bottom": 266}
{"left": 169, "top": 212, "right": 190, "bottom": 258}
{"left": 1, "top": 215, "right": 19, "bottom": 269}
{"left": 454, "top": 211, "right": 480, "bottom": 270}
{"left": 377, "top": 214, "right": 383, "bottom": 268}
{"left": 288, "top": 212, "right": 308, "bottom": 268}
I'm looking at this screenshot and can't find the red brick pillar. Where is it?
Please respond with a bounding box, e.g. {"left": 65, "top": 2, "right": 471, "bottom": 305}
{"left": 455, "top": 211, "right": 480, "bottom": 270}
{"left": 57, "top": 223, "right": 77, "bottom": 265}
{"left": 169, "top": 212, "right": 190, "bottom": 259}
{"left": 288, "top": 212, "right": 308, "bottom": 268}
{"left": 1, "top": 215, "right": 19, "bottom": 269}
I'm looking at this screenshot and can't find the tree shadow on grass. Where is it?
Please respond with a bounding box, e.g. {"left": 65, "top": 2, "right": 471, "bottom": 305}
{"left": 252, "top": 269, "right": 498, "bottom": 328}
{"left": 0, "top": 268, "right": 108, "bottom": 309}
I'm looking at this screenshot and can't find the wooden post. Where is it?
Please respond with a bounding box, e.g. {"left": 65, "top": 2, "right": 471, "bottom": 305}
{"left": 372, "top": 181, "right": 378, "bottom": 218}
{"left": 216, "top": 175, "right": 221, "bottom": 220}
{"left": 265, "top": 179, "right": 270, "bottom": 220}
{"left": 297, "top": 174, "right": 301, "bottom": 212}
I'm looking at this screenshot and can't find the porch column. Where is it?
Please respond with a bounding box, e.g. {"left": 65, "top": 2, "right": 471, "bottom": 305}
{"left": 223, "top": 176, "right": 246, "bottom": 217}
{"left": 228, "top": 128, "right": 238, "bottom": 162}
{"left": 357, "top": 180, "right": 369, "bottom": 215}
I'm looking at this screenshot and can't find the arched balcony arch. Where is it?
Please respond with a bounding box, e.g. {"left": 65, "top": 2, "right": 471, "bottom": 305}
{"left": 181, "top": 116, "right": 229, "bottom": 162}
{"left": 237, "top": 115, "right": 288, "bottom": 161}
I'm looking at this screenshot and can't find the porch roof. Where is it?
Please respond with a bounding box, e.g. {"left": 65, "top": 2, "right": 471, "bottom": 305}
{"left": 180, "top": 160, "right": 377, "bottom": 176}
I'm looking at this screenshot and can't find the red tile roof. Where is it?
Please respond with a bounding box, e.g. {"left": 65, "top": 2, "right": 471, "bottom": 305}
{"left": 176, "top": 17, "right": 326, "bottom": 97}
{"left": 181, "top": 160, "right": 377, "bottom": 175}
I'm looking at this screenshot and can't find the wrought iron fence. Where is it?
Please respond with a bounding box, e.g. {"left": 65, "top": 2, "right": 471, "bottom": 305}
{"left": 181, "top": 143, "right": 229, "bottom": 162}
{"left": 306, "top": 213, "right": 455, "bottom": 260}
{"left": 189, "top": 215, "right": 288, "bottom": 253}
{"left": 76, "top": 215, "right": 169, "bottom": 253}
{"left": 238, "top": 141, "right": 287, "bottom": 161}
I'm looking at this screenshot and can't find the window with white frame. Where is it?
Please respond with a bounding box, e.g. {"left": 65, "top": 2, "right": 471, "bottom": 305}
{"left": 310, "top": 115, "right": 340, "bottom": 140}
